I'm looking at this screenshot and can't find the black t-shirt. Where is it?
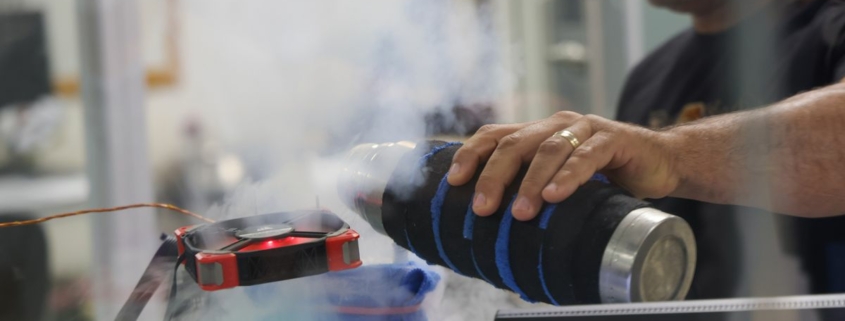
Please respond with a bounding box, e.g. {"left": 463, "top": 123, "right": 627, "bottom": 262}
{"left": 617, "top": 0, "right": 845, "bottom": 299}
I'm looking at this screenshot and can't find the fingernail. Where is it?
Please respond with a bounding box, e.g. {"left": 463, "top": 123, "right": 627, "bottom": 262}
{"left": 473, "top": 193, "right": 487, "bottom": 208}
{"left": 448, "top": 163, "right": 461, "bottom": 177}
{"left": 544, "top": 183, "right": 557, "bottom": 195}
{"left": 513, "top": 196, "right": 531, "bottom": 213}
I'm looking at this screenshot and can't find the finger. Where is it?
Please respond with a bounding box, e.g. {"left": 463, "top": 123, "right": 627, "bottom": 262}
{"left": 448, "top": 124, "right": 524, "bottom": 186}
{"left": 472, "top": 113, "right": 583, "bottom": 216}
{"left": 471, "top": 130, "right": 533, "bottom": 216}
{"left": 542, "top": 132, "right": 617, "bottom": 203}
{"left": 449, "top": 112, "right": 580, "bottom": 186}
{"left": 512, "top": 119, "right": 594, "bottom": 221}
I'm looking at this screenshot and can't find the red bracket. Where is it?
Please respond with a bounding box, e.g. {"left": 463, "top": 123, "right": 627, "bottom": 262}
{"left": 195, "top": 252, "right": 240, "bottom": 291}
{"left": 174, "top": 226, "right": 193, "bottom": 257}
{"left": 325, "top": 229, "right": 363, "bottom": 271}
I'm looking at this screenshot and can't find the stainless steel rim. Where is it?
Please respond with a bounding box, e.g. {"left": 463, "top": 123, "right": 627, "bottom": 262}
{"left": 599, "top": 207, "right": 696, "bottom": 303}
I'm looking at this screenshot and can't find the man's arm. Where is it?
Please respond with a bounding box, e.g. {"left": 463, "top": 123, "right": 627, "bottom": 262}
{"left": 669, "top": 82, "right": 845, "bottom": 217}
{"left": 448, "top": 83, "right": 845, "bottom": 219}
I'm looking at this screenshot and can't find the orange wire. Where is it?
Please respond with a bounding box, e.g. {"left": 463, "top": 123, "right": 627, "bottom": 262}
{"left": 0, "top": 203, "right": 215, "bottom": 228}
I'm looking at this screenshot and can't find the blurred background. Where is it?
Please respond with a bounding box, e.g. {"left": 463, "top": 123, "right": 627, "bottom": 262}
{"left": 0, "top": 0, "right": 819, "bottom": 320}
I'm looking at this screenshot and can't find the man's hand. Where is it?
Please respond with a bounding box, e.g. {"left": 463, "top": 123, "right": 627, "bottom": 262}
{"left": 447, "top": 111, "right": 682, "bottom": 221}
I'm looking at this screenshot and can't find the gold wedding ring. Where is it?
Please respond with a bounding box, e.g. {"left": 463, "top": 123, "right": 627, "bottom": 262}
{"left": 555, "top": 130, "right": 581, "bottom": 149}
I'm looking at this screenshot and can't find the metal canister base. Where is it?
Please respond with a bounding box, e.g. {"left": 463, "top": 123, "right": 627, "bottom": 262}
{"left": 337, "top": 141, "right": 417, "bottom": 235}
{"left": 599, "top": 207, "right": 697, "bottom": 303}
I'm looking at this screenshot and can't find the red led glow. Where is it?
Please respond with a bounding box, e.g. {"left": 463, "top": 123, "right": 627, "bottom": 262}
{"left": 356, "top": 192, "right": 383, "bottom": 206}
{"left": 239, "top": 236, "right": 317, "bottom": 252}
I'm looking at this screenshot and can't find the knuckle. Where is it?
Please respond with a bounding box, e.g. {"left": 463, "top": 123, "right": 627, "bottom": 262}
{"left": 584, "top": 114, "right": 610, "bottom": 130}
{"left": 553, "top": 111, "right": 580, "bottom": 119}
{"left": 476, "top": 124, "right": 499, "bottom": 135}
{"left": 592, "top": 131, "right": 614, "bottom": 144}
{"left": 498, "top": 134, "right": 523, "bottom": 149}
{"left": 571, "top": 145, "right": 594, "bottom": 158}
{"left": 584, "top": 114, "right": 604, "bottom": 123}
{"left": 477, "top": 174, "right": 504, "bottom": 189}
{"left": 537, "top": 139, "right": 566, "bottom": 155}
{"left": 555, "top": 169, "right": 574, "bottom": 180}
{"left": 452, "top": 146, "right": 474, "bottom": 160}
{"left": 563, "top": 155, "right": 584, "bottom": 167}
{"left": 519, "top": 177, "right": 545, "bottom": 192}
{"left": 592, "top": 130, "right": 611, "bottom": 139}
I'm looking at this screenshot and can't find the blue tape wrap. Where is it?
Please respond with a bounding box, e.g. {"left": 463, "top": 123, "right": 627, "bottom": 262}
{"left": 409, "top": 142, "right": 610, "bottom": 304}
{"left": 496, "top": 196, "right": 533, "bottom": 302}
{"left": 534, "top": 174, "right": 607, "bottom": 305}
{"left": 404, "top": 141, "right": 462, "bottom": 264}
{"left": 537, "top": 244, "right": 560, "bottom": 306}
{"left": 463, "top": 199, "right": 493, "bottom": 284}
{"left": 463, "top": 200, "right": 476, "bottom": 240}
{"left": 431, "top": 174, "right": 460, "bottom": 272}
{"left": 417, "top": 141, "right": 462, "bottom": 168}
{"left": 591, "top": 173, "right": 610, "bottom": 184}
{"left": 404, "top": 230, "right": 418, "bottom": 255}
{"left": 538, "top": 203, "right": 557, "bottom": 230}
{"left": 536, "top": 203, "right": 561, "bottom": 305}
{"left": 470, "top": 248, "right": 493, "bottom": 285}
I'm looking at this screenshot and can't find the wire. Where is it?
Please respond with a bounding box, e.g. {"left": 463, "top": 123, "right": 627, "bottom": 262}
{"left": 0, "top": 203, "right": 215, "bottom": 228}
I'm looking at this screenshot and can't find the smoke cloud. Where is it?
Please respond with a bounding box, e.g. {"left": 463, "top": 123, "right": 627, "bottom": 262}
{"left": 166, "top": 0, "right": 513, "bottom": 319}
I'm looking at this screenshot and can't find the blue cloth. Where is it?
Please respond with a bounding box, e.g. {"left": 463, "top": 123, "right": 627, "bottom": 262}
{"left": 243, "top": 262, "right": 440, "bottom": 321}
{"left": 320, "top": 262, "right": 440, "bottom": 321}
